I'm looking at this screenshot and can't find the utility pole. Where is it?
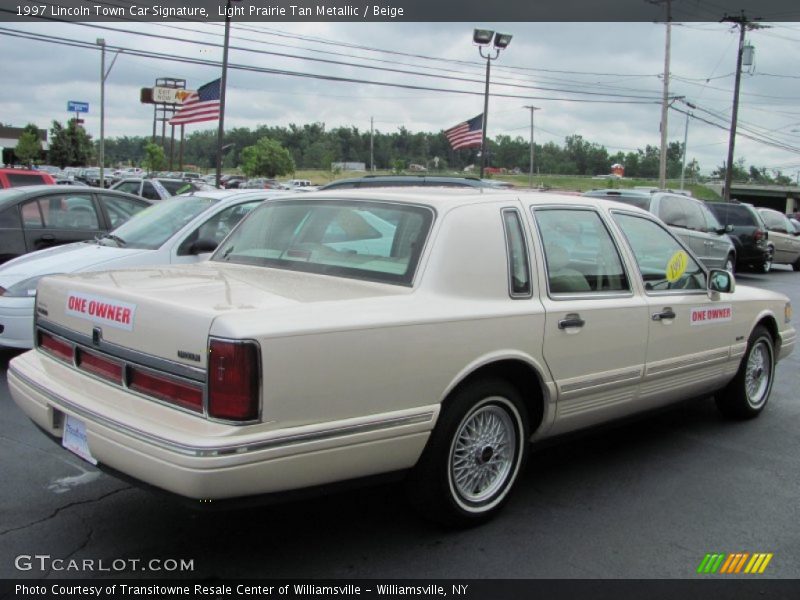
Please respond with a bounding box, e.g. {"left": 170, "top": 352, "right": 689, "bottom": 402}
{"left": 215, "top": 0, "right": 233, "bottom": 188}
{"left": 650, "top": 0, "right": 672, "bottom": 190}
{"left": 523, "top": 106, "right": 540, "bottom": 189}
{"left": 721, "top": 12, "right": 762, "bottom": 201}
{"left": 370, "top": 117, "right": 374, "bottom": 172}
{"left": 679, "top": 101, "right": 696, "bottom": 191}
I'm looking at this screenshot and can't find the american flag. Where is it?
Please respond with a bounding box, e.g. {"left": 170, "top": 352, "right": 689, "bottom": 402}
{"left": 169, "top": 79, "right": 221, "bottom": 126}
{"left": 445, "top": 114, "right": 483, "bottom": 150}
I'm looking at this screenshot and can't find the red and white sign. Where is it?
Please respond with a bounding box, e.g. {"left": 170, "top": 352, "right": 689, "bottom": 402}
{"left": 690, "top": 304, "right": 733, "bottom": 326}
{"left": 65, "top": 291, "right": 136, "bottom": 331}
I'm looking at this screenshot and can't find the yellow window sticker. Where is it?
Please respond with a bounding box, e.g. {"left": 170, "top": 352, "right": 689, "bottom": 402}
{"left": 666, "top": 251, "right": 689, "bottom": 282}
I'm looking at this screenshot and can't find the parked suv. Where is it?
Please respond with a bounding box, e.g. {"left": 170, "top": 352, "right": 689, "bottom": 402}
{"left": 705, "top": 201, "right": 771, "bottom": 273}
{"left": 319, "top": 175, "right": 499, "bottom": 190}
{"left": 0, "top": 168, "right": 56, "bottom": 188}
{"left": 583, "top": 189, "right": 736, "bottom": 271}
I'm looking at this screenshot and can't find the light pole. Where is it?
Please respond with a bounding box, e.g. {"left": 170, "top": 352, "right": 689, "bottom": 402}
{"left": 679, "top": 101, "right": 696, "bottom": 191}
{"left": 523, "top": 106, "right": 540, "bottom": 188}
{"left": 97, "top": 38, "right": 121, "bottom": 188}
{"left": 473, "top": 29, "right": 512, "bottom": 178}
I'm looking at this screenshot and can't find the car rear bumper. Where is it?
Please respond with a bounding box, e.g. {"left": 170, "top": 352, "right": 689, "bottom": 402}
{"left": 8, "top": 350, "right": 435, "bottom": 500}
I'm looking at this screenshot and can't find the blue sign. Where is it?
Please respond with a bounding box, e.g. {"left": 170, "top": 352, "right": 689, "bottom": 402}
{"left": 67, "top": 101, "right": 89, "bottom": 113}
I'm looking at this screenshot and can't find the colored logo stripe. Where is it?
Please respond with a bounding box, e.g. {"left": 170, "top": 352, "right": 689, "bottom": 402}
{"left": 697, "top": 553, "right": 773, "bottom": 574}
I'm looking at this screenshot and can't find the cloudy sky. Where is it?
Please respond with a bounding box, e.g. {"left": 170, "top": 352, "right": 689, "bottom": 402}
{"left": 1, "top": 12, "right": 799, "bottom": 176}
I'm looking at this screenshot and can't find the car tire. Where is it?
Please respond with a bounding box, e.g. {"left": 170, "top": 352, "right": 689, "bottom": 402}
{"left": 792, "top": 258, "right": 800, "bottom": 272}
{"left": 724, "top": 254, "right": 736, "bottom": 274}
{"left": 715, "top": 325, "right": 775, "bottom": 420}
{"left": 758, "top": 247, "right": 773, "bottom": 273}
{"left": 406, "top": 378, "right": 529, "bottom": 527}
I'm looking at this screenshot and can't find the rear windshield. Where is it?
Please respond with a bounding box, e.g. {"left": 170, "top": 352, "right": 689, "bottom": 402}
{"left": 707, "top": 204, "right": 755, "bottom": 227}
{"left": 212, "top": 199, "right": 434, "bottom": 286}
{"left": 5, "top": 173, "right": 49, "bottom": 187}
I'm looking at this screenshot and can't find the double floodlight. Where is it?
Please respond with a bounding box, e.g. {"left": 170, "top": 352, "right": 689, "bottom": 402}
{"left": 473, "top": 29, "right": 513, "bottom": 49}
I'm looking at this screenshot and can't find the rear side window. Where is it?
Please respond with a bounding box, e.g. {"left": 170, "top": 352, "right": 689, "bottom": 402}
{"left": 709, "top": 204, "right": 754, "bottom": 227}
{"left": 534, "top": 208, "right": 629, "bottom": 295}
{"left": 501, "top": 209, "right": 531, "bottom": 297}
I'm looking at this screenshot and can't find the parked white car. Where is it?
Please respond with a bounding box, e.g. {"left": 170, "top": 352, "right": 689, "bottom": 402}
{"left": 0, "top": 190, "right": 289, "bottom": 349}
{"left": 8, "top": 190, "right": 795, "bottom": 526}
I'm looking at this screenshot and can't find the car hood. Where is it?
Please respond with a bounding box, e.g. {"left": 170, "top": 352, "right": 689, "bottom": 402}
{"left": 0, "top": 242, "right": 151, "bottom": 286}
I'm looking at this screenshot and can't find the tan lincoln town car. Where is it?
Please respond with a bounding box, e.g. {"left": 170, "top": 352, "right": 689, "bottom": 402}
{"left": 8, "top": 190, "right": 796, "bottom": 526}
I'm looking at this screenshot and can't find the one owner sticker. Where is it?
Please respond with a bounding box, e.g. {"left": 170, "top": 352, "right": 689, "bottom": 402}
{"left": 666, "top": 251, "right": 689, "bottom": 283}
{"left": 690, "top": 304, "right": 733, "bottom": 326}
{"left": 65, "top": 291, "right": 136, "bottom": 331}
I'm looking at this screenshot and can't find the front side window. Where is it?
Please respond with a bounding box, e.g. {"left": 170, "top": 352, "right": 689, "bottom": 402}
{"left": 99, "top": 194, "right": 149, "bottom": 228}
{"left": 534, "top": 208, "right": 629, "bottom": 295}
{"left": 502, "top": 209, "right": 531, "bottom": 297}
{"left": 212, "top": 200, "right": 433, "bottom": 285}
{"left": 613, "top": 212, "right": 706, "bottom": 292}
{"left": 178, "top": 201, "right": 262, "bottom": 255}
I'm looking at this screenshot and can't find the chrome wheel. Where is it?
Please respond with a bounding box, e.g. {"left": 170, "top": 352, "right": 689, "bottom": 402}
{"left": 745, "top": 340, "right": 772, "bottom": 408}
{"left": 762, "top": 248, "right": 773, "bottom": 273}
{"left": 725, "top": 255, "right": 735, "bottom": 273}
{"left": 448, "top": 398, "right": 519, "bottom": 508}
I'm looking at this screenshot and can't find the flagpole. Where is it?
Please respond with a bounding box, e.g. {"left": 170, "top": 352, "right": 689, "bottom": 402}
{"left": 215, "top": 0, "right": 232, "bottom": 188}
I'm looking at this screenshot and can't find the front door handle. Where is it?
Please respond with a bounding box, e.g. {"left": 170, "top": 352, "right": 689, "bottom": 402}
{"left": 558, "top": 314, "right": 585, "bottom": 329}
{"left": 652, "top": 308, "right": 676, "bottom": 321}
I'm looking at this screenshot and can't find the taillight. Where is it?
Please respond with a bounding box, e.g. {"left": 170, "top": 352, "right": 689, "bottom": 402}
{"left": 129, "top": 367, "right": 204, "bottom": 413}
{"left": 208, "top": 339, "right": 260, "bottom": 422}
{"left": 39, "top": 331, "right": 73, "bottom": 362}
{"left": 76, "top": 348, "right": 123, "bottom": 385}
{"left": 754, "top": 229, "right": 764, "bottom": 242}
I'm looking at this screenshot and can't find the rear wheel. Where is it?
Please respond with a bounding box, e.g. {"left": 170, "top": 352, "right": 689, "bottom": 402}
{"left": 724, "top": 253, "right": 736, "bottom": 273}
{"left": 406, "top": 378, "right": 529, "bottom": 526}
{"left": 716, "top": 326, "right": 774, "bottom": 419}
{"left": 792, "top": 257, "right": 800, "bottom": 272}
{"left": 760, "top": 247, "right": 773, "bottom": 273}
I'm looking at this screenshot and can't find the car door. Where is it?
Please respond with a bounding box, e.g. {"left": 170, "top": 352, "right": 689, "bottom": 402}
{"left": 611, "top": 211, "right": 737, "bottom": 404}
{"left": 20, "top": 191, "right": 104, "bottom": 251}
{"left": 531, "top": 206, "right": 649, "bottom": 435}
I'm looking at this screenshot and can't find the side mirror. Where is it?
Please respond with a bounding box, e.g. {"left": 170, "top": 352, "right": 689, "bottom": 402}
{"left": 189, "top": 238, "right": 219, "bottom": 255}
{"left": 708, "top": 268, "right": 735, "bottom": 298}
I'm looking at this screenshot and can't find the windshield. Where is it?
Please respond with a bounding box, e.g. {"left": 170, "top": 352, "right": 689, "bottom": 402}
{"left": 103, "top": 195, "right": 217, "bottom": 249}
{"left": 212, "top": 199, "right": 433, "bottom": 285}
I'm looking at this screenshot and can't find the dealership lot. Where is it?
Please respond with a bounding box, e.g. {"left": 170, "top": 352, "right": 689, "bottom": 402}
{"left": 1, "top": 267, "right": 799, "bottom": 580}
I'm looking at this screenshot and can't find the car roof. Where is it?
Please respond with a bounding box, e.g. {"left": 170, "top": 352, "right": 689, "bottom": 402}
{"left": 320, "top": 175, "right": 493, "bottom": 189}
{"left": 0, "top": 184, "right": 148, "bottom": 206}
{"left": 266, "top": 187, "right": 654, "bottom": 217}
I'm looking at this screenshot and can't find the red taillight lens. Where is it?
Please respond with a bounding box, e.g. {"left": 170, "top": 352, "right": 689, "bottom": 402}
{"left": 76, "top": 348, "right": 124, "bottom": 384}
{"left": 129, "top": 368, "right": 204, "bottom": 413}
{"left": 754, "top": 229, "right": 764, "bottom": 242}
{"left": 39, "top": 331, "right": 73, "bottom": 362}
{"left": 208, "top": 339, "right": 260, "bottom": 421}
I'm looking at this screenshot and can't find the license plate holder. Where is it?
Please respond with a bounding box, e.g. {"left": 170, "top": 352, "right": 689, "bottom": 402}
{"left": 62, "top": 415, "right": 98, "bottom": 465}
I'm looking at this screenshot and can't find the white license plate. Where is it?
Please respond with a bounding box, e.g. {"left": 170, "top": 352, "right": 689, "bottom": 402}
{"left": 62, "top": 415, "right": 98, "bottom": 465}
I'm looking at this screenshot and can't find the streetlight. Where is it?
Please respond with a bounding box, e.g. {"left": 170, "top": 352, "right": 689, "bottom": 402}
{"left": 97, "top": 38, "right": 121, "bottom": 188}
{"left": 523, "top": 106, "right": 540, "bottom": 188}
{"left": 473, "top": 29, "right": 512, "bottom": 178}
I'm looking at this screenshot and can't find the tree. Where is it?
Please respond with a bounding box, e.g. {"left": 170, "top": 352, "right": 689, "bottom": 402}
{"left": 48, "top": 120, "right": 94, "bottom": 168}
{"left": 143, "top": 142, "right": 166, "bottom": 174}
{"left": 239, "top": 137, "right": 295, "bottom": 178}
{"left": 14, "top": 123, "right": 43, "bottom": 167}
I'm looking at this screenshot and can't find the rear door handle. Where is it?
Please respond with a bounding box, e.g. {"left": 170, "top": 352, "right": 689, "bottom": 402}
{"left": 652, "top": 309, "right": 676, "bottom": 321}
{"left": 558, "top": 314, "right": 585, "bottom": 329}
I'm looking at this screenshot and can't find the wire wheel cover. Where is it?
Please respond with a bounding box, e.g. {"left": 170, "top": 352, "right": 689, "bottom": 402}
{"left": 450, "top": 402, "right": 517, "bottom": 504}
{"left": 745, "top": 340, "right": 771, "bottom": 407}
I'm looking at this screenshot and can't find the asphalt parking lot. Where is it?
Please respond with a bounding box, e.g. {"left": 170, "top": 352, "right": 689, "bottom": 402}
{"left": 1, "top": 267, "right": 799, "bottom": 582}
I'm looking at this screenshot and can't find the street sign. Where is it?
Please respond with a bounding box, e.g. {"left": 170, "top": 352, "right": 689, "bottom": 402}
{"left": 152, "top": 86, "right": 195, "bottom": 104}
{"left": 67, "top": 101, "right": 89, "bottom": 113}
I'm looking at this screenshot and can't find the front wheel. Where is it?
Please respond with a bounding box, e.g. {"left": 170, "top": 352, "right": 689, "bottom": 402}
{"left": 724, "top": 254, "right": 736, "bottom": 274}
{"left": 406, "top": 378, "right": 529, "bottom": 526}
{"left": 716, "top": 326, "right": 775, "bottom": 419}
